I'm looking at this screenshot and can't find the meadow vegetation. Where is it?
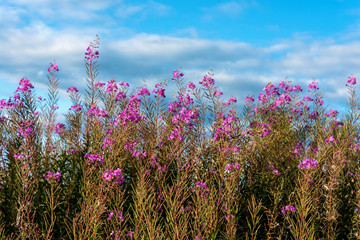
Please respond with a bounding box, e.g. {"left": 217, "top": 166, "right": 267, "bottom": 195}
{"left": 1, "top": 36, "right": 360, "bottom": 239}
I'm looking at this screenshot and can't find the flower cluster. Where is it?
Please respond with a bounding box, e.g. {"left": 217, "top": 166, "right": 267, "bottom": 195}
{"left": 106, "top": 79, "right": 118, "bottom": 93}
{"left": 85, "top": 153, "right": 104, "bottom": 165}
{"left": 67, "top": 86, "right": 78, "bottom": 93}
{"left": 47, "top": 62, "right": 59, "bottom": 72}
{"left": 324, "top": 135, "right": 335, "bottom": 143}
{"left": 195, "top": 180, "right": 208, "bottom": 189}
{"left": 95, "top": 82, "right": 105, "bottom": 89}
{"left": 108, "top": 211, "right": 124, "bottom": 223}
{"left": 103, "top": 168, "right": 125, "bottom": 185}
{"left": 43, "top": 171, "right": 61, "bottom": 183}
{"left": 225, "top": 162, "right": 240, "bottom": 172}
{"left": 194, "top": 180, "right": 209, "bottom": 199}
{"left": 213, "top": 110, "right": 239, "bottom": 142}
{"left": 298, "top": 158, "right": 318, "bottom": 170}
{"left": 85, "top": 45, "right": 99, "bottom": 62}
{"left": 16, "top": 78, "right": 34, "bottom": 93}
{"left": 169, "top": 106, "right": 198, "bottom": 139}
{"left": 199, "top": 75, "right": 215, "bottom": 88}
{"left": 245, "top": 95, "right": 254, "bottom": 102}
{"left": 308, "top": 81, "right": 319, "bottom": 91}
{"left": 324, "top": 109, "right": 339, "bottom": 119}
{"left": 152, "top": 84, "right": 166, "bottom": 99}
{"left": 14, "top": 153, "right": 31, "bottom": 160}
{"left": 69, "top": 104, "right": 82, "bottom": 112}
{"left": 309, "top": 111, "right": 319, "bottom": 121}
{"left": 214, "top": 90, "right": 223, "bottom": 97}
{"left": 248, "top": 120, "right": 272, "bottom": 139}
{"left": 293, "top": 141, "right": 305, "bottom": 154}
{"left": 281, "top": 205, "right": 297, "bottom": 214}
{"left": 86, "top": 105, "right": 108, "bottom": 118}
{"left": 113, "top": 95, "right": 144, "bottom": 127}
{"left": 222, "top": 97, "right": 237, "bottom": 106}
{"left": 266, "top": 165, "right": 280, "bottom": 176}
{"left": 346, "top": 76, "right": 356, "bottom": 86}
{"left": 18, "top": 120, "right": 35, "bottom": 139}
{"left": 137, "top": 87, "right": 150, "bottom": 97}
{"left": 187, "top": 82, "right": 196, "bottom": 89}
{"left": 55, "top": 123, "right": 65, "bottom": 134}
{"left": 102, "top": 137, "right": 115, "bottom": 151}
{"left": 172, "top": 70, "right": 184, "bottom": 80}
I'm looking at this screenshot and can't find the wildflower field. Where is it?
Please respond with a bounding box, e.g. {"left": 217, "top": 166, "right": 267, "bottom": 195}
{"left": 1, "top": 36, "right": 360, "bottom": 239}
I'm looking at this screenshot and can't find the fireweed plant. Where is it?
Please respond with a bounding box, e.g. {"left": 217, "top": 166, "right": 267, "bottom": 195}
{"left": 1, "top": 36, "right": 360, "bottom": 239}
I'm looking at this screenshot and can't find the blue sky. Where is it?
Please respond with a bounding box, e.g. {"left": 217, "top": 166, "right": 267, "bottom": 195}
{"left": 2, "top": 0, "right": 360, "bottom": 122}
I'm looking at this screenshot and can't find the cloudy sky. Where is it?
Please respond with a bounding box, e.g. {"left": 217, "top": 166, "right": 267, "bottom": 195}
{"left": 2, "top": 0, "right": 360, "bottom": 121}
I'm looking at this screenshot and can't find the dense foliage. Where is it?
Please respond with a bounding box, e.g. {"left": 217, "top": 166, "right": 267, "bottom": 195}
{"left": 1, "top": 36, "right": 360, "bottom": 239}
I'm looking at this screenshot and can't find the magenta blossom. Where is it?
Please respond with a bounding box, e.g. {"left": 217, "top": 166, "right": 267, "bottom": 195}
{"left": 95, "top": 82, "right": 105, "bottom": 89}
{"left": 137, "top": 87, "right": 150, "bottom": 97}
{"left": 308, "top": 81, "right": 319, "bottom": 90}
{"left": 222, "top": 97, "right": 237, "bottom": 106}
{"left": 281, "top": 205, "right": 297, "bottom": 214}
{"left": 43, "top": 171, "right": 61, "bottom": 183}
{"left": 47, "top": 63, "right": 59, "bottom": 72}
{"left": 55, "top": 123, "right": 65, "bottom": 134}
{"left": 16, "top": 78, "right": 34, "bottom": 93}
{"left": 245, "top": 96, "right": 254, "bottom": 102}
{"left": 103, "top": 168, "right": 125, "bottom": 185}
{"left": 106, "top": 79, "right": 118, "bottom": 93}
{"left": 69, "top": 104, "right": 82, "bottom": 112}
{"left": 67, "top": 86, "right": 78, "bottom": 93}
{"left": 152, "top": 88, "right": 166, "bottom": 99}
{"left": 199, "top": 75, "right": 215, "bottom": 88}
{"left": 85, "top": 153, "right": 104, "bottom": 165}
{"left": 187, "top": 82, "right": 196, "bottom": 89}
{"left": 347, "top": 76, "right": 356, "bottom": 86}
{"left": 214, "top": 90, "right": 223, "bottom": 97}
{"left": 85, "top": 45, "right": 99, "bottom": 62}
{"left": 298, "top": 158, "right": 318, "bottom": 170}
{"left": 172, "top": 70, "right": 184, "bottom": 80}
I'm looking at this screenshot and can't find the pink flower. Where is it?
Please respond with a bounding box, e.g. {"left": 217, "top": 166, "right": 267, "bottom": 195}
{"left": 214, "top": 90, "right": 223, "bottom": 97}
{"left": 69, "top": 104, "right": 82, "bottom": 112}
{"left": 315, "top": 98, "right": 323, "bottom": 106}
{"left": 67, "top": 86, "right": 78, "bottom": 93}
{"left": 298, "top": 158, "right": 317, "bottom": 170}
{"left": 245, "top": 96, "right": 254, "bottom": 102}
{"left": 187, "top": 82, "right": 196, "bottom": 89}
{"left": 272, "top": 169, "right": 280, "bottom": 175}
{"left": 347, "top": 76, "right": 356, "bottom": 86}
{"left": 152, "top": 88, "right": 166, "bottom": 99}
{"left": 85, "top": 153, "right": 104, "bottom": 165}
{"left": 222, "top": 97, "right": 237, "bottom": 106}
{"left": 103, "top": 168, "right": 125, "bottom": 184}
{"left": 47, "top": 62, "right": 59, "bottom": 72}
{"left": 43, "top": 171, "right": 62, "bottom": 183}
{"left": 95, "top": 82, "right": 105, "bottom": 89}
{"left": 55, "top": 123, "right": 65, "bottom": 134}
{"left": 85, "top": 45, "right": 99, "bottom": 62}
{"left": 281, "top": 205, "right": 297, "bottom": 214}
{"left": 108, "top": 212, "right": 114, "bottom": 220}
{"left": 106, "top": 79, "right": 118, "bottom": 93}
{"left": 137, "top": 87, "right": 150, "bottom": 96}
{"left": 292, "top": 85, "right": 303, "bottom": 92}
{"left": 308, "top": 81, "right": 319, "bottom": 91}
{"left": 199, "top": 75, "right": 215, "bottom": 88}
{"left": 172, "top": 70, "right": 184, "bottom": 80}
{"left": 16, "top": 78, "right": 34, "bottom": 93}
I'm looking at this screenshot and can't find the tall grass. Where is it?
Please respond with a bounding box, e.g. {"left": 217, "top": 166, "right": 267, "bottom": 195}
{"left": 0, "top": 36, "right": 360, "bottom": 239}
